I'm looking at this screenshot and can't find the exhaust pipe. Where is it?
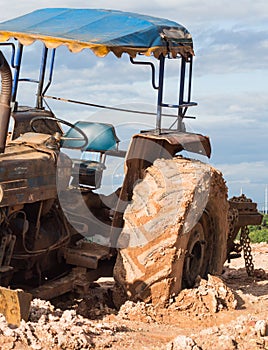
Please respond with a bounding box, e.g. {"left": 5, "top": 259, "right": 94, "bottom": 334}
{"left": 0, "top": 50, "right": 12, "bottom": 153}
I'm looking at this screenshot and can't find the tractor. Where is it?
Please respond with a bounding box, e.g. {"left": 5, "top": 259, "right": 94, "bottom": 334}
{"left": 0, "top": 8, "right": 262, "bottom": 325}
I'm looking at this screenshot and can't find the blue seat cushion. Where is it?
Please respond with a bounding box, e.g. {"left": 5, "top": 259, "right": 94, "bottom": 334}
{"left": 63, "top": 121, "right": 119, "bottom": 151}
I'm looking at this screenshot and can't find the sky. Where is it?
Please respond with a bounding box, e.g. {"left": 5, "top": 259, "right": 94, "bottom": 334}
{"left": 0, "top": 0, "right": 267, "bottom": 210}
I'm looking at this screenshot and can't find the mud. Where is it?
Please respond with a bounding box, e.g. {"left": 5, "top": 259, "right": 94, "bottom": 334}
{"left": 0, "top": 243, "right": 267, "bottom": 349}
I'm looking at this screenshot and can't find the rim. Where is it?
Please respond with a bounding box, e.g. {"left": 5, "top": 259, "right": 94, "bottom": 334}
{"left": 183, "top": 223, "right": 206, "bottom": 287}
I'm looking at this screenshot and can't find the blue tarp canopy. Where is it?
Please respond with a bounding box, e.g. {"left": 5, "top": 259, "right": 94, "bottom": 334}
{"left": 0, "top": 8, "right": 193, "bottom": 58}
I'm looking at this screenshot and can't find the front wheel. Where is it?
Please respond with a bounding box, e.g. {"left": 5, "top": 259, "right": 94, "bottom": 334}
{"left": 114, "top": 157, "right": 229, "bottom": 306}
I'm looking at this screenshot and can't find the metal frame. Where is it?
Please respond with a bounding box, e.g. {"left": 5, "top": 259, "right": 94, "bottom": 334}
{"left": 8, "top": 41, "right": 196, "bottom": 132}
{"left": 130, "top": 53, "right": 197, "bottom": 134}
{"left": 6, "top": 43, "right": 56, "bottom": 111}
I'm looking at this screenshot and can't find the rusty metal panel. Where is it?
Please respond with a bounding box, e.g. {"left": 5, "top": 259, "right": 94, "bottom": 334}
{"left": 31, "top": 273, "right": 75, "bottom": 300}
{"left": 229, "top": 197, "right": 263, "bottom": 227}
{"left": 65, "top": 248, "right": 99, "bottom": 269}
{"left": 0, "top": 140, "right": 72, "bottom": 207}
{"left": 131, "top": 130, "right": 211, "bottom": 158}
{"left": 236, "top": 214, "right": 263, "bottom": 227}
{"left": 64, "top": 241, "right": 112, "bottom": 269}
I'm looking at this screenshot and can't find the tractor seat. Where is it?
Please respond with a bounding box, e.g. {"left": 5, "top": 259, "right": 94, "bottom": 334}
{"left": 63, "top": 121, "right": 120, "bottom": 188}
{"left": 62, "top": 121, "right": 119, "bottom": 152}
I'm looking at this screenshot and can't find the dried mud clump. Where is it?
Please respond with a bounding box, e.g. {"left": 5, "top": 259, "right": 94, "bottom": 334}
{"left": 166, "top": 335, "right": 201, "bottom": 350}
{"left": 116, "top": 275, "right": 237, "bottom": 324}
{"left": 0, "top": 298, "right": 129, "bottom": 350}
{"left": 117, "top": 300, "right": 159, "bottom": 323}
{"left": 189, "top": 315, "right": 268, "bottom": 350}
{"left": 170, "top": 275, "right": 237, "bottom": 316}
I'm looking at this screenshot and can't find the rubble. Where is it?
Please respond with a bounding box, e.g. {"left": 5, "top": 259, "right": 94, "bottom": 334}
{"left": 0, "top": 298, "right": 129, "bottom": 350}
{"left": 189, "top": 314, "right": 268, "bottom": 350}
{"left": 166, "top": 335, "right": 201, "bottom": 350}
{"left": 170, "top": 275, "right": 237, "bottom": 315}
{"left": 0, "top": 244, "right": 267, "bottom": 349}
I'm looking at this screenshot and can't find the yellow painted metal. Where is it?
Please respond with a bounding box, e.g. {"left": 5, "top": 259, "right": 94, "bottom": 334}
{"left": 0, "top": 287, "right": 32, "bottom": 326}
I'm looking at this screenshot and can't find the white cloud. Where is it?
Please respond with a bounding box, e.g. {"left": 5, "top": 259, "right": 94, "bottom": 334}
{"left": 194, "top": 28, "right": 268, "bottom": 75}
{"left": 260, "top": 39, "right": 268, "bottom": 48}
{"left": 0, "top": 1, "right": 267, "bottom": 207}
{"left": 215, "top": 161, "right": 268, "bottom": 208}
{"left": 219, "top": 161, "right": 268, "bottom": 179}
{"left": 1, "top": 0, "right": 268, "bottom": 26}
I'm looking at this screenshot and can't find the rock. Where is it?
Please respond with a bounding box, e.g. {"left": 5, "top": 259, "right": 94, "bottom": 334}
{"left": 3, "top": 327, "right": 14, "bottom": 337}
{"left": 166, "top": 335, "right": 201, "bottom": 350}
{"left": 218, "top": 335, "right": 237, "bottom": 350}
{"left": 255, "top": 320, "right": 268, "bottom": 336}
{"left": 118, "top": 300, "right": 157, "bottom": 323}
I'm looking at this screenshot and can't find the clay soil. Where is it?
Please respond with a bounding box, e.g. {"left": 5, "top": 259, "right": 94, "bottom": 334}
{"left": 0, "top": 243, "right": 267, "bottom": 350}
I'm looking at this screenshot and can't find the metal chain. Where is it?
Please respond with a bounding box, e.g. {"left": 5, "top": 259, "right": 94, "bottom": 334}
{"left": 240, "top": 226, "right": 255, "bottom": 277}
{"left": 227, "top": 207, "right": 239, "bottom": 241}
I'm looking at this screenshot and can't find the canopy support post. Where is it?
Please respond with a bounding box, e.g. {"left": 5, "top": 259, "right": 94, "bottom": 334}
{"left": 11, "top": 43, "right": 23, "bottom": 111}
{"left": 36, "top": 45, "right": 48, "bottom": 109}
{"left": 42, "top": 49, "right": 56, "bottom": 96}
{"left": 177, "top": 56, "right": 186, "bottom": 129}
{"left": 156, "top": 54, "right": 165, "bottom": 134}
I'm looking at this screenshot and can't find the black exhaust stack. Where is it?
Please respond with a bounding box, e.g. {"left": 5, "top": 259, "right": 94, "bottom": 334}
{"left": 0, "top": 51, "right": 12, "bottom": 153}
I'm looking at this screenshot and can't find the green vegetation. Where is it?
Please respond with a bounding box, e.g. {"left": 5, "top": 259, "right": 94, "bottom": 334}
{"left": 248, "top": 214, "right": 268, "bottom": 243}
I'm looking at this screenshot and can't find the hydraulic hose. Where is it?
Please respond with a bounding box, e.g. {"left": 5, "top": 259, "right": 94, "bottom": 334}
{"left": 0, "top": 50, "right": 12, "bottom": 153}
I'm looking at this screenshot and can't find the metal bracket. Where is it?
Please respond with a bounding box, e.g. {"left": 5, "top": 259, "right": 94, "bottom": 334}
{"left": 130, "top": 57, "right": 158, "bottom": 90}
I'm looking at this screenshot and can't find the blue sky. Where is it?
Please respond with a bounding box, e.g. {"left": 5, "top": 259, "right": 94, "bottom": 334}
{"left": 0, "top": 1, "right": 268, "bottom": 209}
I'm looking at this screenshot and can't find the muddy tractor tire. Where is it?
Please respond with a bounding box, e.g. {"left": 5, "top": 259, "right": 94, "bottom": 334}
{"left": 113, "top": 157, "right": 229, "bottom": 306}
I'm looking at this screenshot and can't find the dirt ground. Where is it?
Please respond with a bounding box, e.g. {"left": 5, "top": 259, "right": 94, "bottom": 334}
{"left": 0, "top": 243, "right": 267, "bottom": 350}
